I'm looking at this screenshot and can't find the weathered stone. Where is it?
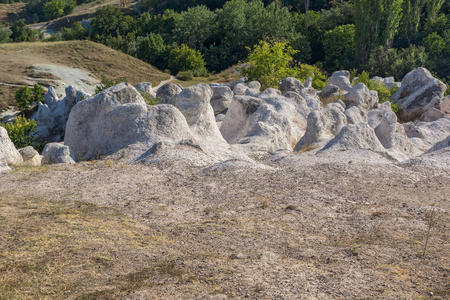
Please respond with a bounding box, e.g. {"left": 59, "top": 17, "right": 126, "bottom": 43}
{"left": 345, "top": 83, "right": 379, "bottom": 110}
{"left": 299, "top": 88, "right": 321, "bottom": 111}
{"left": 419, "top": 107, "right": 446, "bottom": 122}
{"left": 345, "top": 106, "right": 367, "bottom": 124}
{"left": 329, "top": 70, "right": 352, "bottom": 92}
{"left": 44, "top": 86, "right": 59, "bottom": 108}
{"left": 0, "top": 126, "right": 23, "bottom": 166}
{"left": 280, "top": 77, "right": 304, "bottom": 94}
{"left": 210, "top": 86, "right": 233, "bottom": 115}
{"left": 133, "top": 82, "right": 156, "bottom": 98}
{"left": 320, "top": 84, "right": 339, "bottom": 98}
{"left": 427, "top": 135, "right": 450, "bottom": 153}
{"left": 391, "top": 68, "right": 446, "bottom": 113}
{"left": 42, "top": 143, "right": 76, "bottom": 164}
{"left": 155, "top": 83, "right": 182, "bottom": 105}
{"left": 19, "top": 146, "right": 42, "bottom": 166}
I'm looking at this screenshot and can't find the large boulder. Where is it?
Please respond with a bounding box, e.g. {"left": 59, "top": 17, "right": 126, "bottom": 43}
{"left": 345, "top": 106, "right": 367, "bottom": 125}
{"left": 441, "top": 96, "right": 450, "bottom": 115}
{"left": 34, "top": 85, "right": 90, "bottom": 143}
{"left": 320, "top": 122, "right": 385, "bottom": 153}
{"left": 155, "top": 83, "right": 182, "bottom": 105}
{"left": 280, "top": 77, "right": 304, "bottom": 94}
{"left": 299, "top": 88, "right": 321, "bottom": 111}
{"left": 19, "top": 146, "right": 42, "bottom": 166}
{"left": 294, "top": 103, "right": 347, "bottom": 151}
{"left": 419, "top": 107, "right": 447, "bottom": 122}
{"left": 0, "top": 126, "right": 23, "bottom": 166}
{"left": 65, "top": 83, "right": 195, "bottom": 160}
{"left": 44, "top": 86, "right": 59, "bottom": 108}
{"left": 329, "top": 70, "right": 352, "bottom": 92}
{"left": 345, "top": 83, "right": 379, "bottom": 111}
{"left": 210, "top": 85, "right": 233, "bottom": 115}
{"left": 403, "top": 118, "right": 450, "bottom": 151}
{"left": 391, "top": 68, "right": 446, "bottom": 113}
{"left": 42, "top": 143, "right": 76, "bottom": 165}
{"left": 427, "top": 135, "right": 450, "bottom": 153}
{"left": 372, "top": 76, "right": 401, "bottom": 90}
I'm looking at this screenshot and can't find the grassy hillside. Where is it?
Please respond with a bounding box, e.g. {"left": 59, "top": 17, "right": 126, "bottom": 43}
{"left": 0, "top": 40, "right": 171, "bottom": 110}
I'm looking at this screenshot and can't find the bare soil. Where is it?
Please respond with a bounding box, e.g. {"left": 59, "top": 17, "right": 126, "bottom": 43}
{"left": 0, "top": 155, "right": 449, "bottom": 299}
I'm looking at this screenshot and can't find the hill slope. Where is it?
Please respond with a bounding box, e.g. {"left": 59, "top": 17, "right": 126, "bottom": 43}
{"left": 0, "top": 40, "right": 171, "bottom": 110}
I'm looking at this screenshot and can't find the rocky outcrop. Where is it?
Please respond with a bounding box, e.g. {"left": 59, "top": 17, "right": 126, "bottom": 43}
{"left": 329, "top": 70, "right": 352, "bottom": 92}
{"left": 294, "top": 103, "right": 347, "bottom": 151}
{"left": 280, "top": 77, "right": 304, "bottom": 94}
{"left": 133, "top": 82, "right": 156, "bottom": 98}
{"left": 372, "top": 76, "right": 401, "bottom": 89}
{"left": 427, "top": 135, "right": 450, "bottom": 153}
{"left": 0, "top": 127, "right": 23, "bottom": 166}
{"left": 19, "top": 146, "right": 42, "bottom": 166}
{"left": 419, "top": 108, "right": 446, "bottom": 122}
{"left": 345, "top": 106, "right": 367, "bottom": 125}
{"left": 65, "top": 83, "right": 195, "bottom": 160}
{"left": 441, "top": 96, "right": 450, "bottom": 115}
{"left": 155, "top": 83, "right": 182, "bottom": 105}
{"left": 210, "top": 85, "right": 233, "bottom": 115}
{"left": 391, "top": 68, "right": 446, "bottom": 113}
{"left": 320, "top": 122, "right": 385, "bottom": 153}
{"left": 403, "top": 118, "right": 450, "bottom": 151}
{"left": 42, "top": 143, "right": 76, "bottom": 164}
{"left": 345, "top": 83, "right": 379, "bottom": 111}
{"left": 34, "top": 85, "right": 90, "bottom": 143}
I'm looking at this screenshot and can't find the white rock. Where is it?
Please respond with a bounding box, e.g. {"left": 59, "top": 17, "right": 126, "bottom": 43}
{"left": 134, "top": 82, "right": 156, "bottom": 98}
{"left": 19, "top": 146, "right": 42, "bottom": 166}
{"left": 42, "top": 143, "right": 76, "bottom": 164}
{"left": 280, "top": 77, "right": 304, "bottom": 94}
{"left": 0, "top": 127, "right": 23, "bottom": 166}
{"left": 329, "top": 70, "right": 352, "bottom": 92}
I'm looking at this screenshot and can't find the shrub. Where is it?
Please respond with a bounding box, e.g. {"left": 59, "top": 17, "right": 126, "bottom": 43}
{"left": 296, "top": 64, "right": 328, "bottom": 90}
{"left": 1, "top": 116, "right": 41, "bottom": 150}
{"left": 15, "top": 86, "right": 32, "bottom": 112}
{"left": 33, "top": 84, "right": 44, "bottom": 104}
{"left": 176, "top": 71, "right": 194, "bottom": 81}
{"left": 140, "top": 92, "right": 164, "bottom": 106}
{"left": 168, "top": 44, "right": 206, "bottom": 76}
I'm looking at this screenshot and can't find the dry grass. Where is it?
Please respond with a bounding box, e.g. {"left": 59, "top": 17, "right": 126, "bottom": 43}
{"left": 172, "top": 65, "right": 241, "bottom": 87}
{"left": 0, "top": 40, "right": 170, "bottom": 110}
{"left": 0, "top": 2, "right": 25, "bottom": 26}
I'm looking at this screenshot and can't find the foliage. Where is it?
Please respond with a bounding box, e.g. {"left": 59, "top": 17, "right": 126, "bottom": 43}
{"left": 128, "top": 33, "right": 169, "bottom": 70}
{"left": 323, "top": 24, "right": 355, "bottom": 70}
{"left": 43, "top": 0, "right": 76, "bottom": 20}
{"left": 139, "top": 92, "right": 163, "bottom": 106}
{"left": 15, "top": 86, "right": 32, "bottom": 112}
{"left": 95, "top": 76, "right": 127, "bottom": 94}
{"left": 168, "top": 44, "right": 206, "bottom": 75}
{"left": 353, "top": 71, "right": 401, "bottom": 113}
{"left": 1, "top": 116, "right": 39, "bottom": 150}
{"left": 33, "top": 84, "right": 45, "bottom": 104}
{"left": 91, "top": 6, "right": 124, "bottom": 41}
{"left": 10, "top": 20, "right": 38, "bottom": 42}
{"left": 61, "top": 22, "right": 89, "bottom": 40}
{"left": 0, "top": 26, "right": 11, "bottom": 43}
{"left": 239, "top": 40, "right": 300, "bottom": 90}
{"left": 296, "top": 64, "right": 328, "bottom": 90}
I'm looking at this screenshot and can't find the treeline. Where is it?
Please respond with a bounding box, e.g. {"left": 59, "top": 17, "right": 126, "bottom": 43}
{"left": 2, "top": 0, "right": 450, "bottom": 85}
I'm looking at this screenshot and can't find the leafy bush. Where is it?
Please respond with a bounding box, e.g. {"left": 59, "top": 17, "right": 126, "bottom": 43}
{"left": 176, "top": 71, "right": 194, "bottom": 81}
{"left": 1, "top": 116, "right": 42, "bottom": 150}
{"left": 95, "top": 76, "right": 127, "bottom": 94}
{"left": 239, "top": 40, "right": 300, "bottom": 90}
{"left": 296, "top": 64, "right": 328, "bottom": 90}
{"left": 0, "top": 26, "right": 11, "bottom": 43}
{"left": 140, "top": 92, "right": 164, "bottom": 106}
{"left": 33, "top": 84, "right": 44, "bottom": 104}
{"left": 15, "top": 86, "right": 32, "bottom": 112}
{"left": 168, "top": 44, "right": 206, "bottom": 75}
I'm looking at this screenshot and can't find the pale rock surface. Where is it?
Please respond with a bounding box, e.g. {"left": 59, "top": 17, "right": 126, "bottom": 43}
{"left": 0, "top": 127, "right": 23, "bottom": 166}
{"left": 44, "top": 86, "right": 59, "bottom": 108}
{"left": 345, "top": 106, "right": 367, "bottom": 124}
{"left": 419, "top": 107, "right": 446, "bottom": 122}
{"left": 391, "top": 68, "right": 446, "bottom": 112}
{"left": 294, "top": 103, "right": 347, "bottom": 151}
{"left": 320, "top": 122, "right": 386, "bottom": 153}
{"left": 427, "top": 135, "right": 450, "bottom": 153}
{"left": 0, "top": 162, "right": 10, "bottom": 172}
{"left": 345, "top": 83, "right": 379, "bottom": 111}
{"left": 134, "top": 82, "right": 156, "bottom": 98}
{"left": 329, "top": 70, "right": 352, "bottom": 92}
{"left": 42, "top": 143, "right": 76, "bottom": 164}
{"left": 19, "top": 146, "right": 42, "bottom": 166}
{"left": 441, "top": 96, "right": 450, "bottom": 115}
{"left": 299, "top": 88, "right": 321, "bottom": 110}
{"left": 403, "top": 118, "right": 450, "bottom": 151}
{"left": 304, "top": 77, "right": 312, "bottom": 88}
{"left": 65, "top": 83, "right": 195, "bottom": 160}
{"left": 320, "top": 84, "right": 339, "bottom": 98}
{"left": 34, "top": 85, "right": 90, "bottom": 142}
{"left": 372, "top": 76, "right": 401, "bottom": 89}
{"left": 280, "top": 77, "right": 304, "bottom": 94}
{"left": 210, "top": 85, "right": 233, "bottom": 115}
{"left": 155, "top": 83, "right": 182, "bottom": 105}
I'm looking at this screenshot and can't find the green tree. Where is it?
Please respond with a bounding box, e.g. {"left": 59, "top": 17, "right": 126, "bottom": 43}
{"left": 15, "top": 86, "right": 32, "bottom": 112}
{"left": 423, "top": 32, "right": 445, "bottom": 56}
{"left": 239, "top": 40, "right": 299, "bottom": 90}
{"left": 10, "top": 20, "right": 37, "bottom": 42}
{"left": 91, "top": 6, "right": 124, "bottom": 41}
{"left": 128, "top": 33, "right": 169, "bottom": 70}
{"left": 0, "top": 26, "right": 11, "bottom": 43}
{"left": 43, "top": 0, "right": 65, "bottom": 19}
{"left": 32, "top": 84, "right": 44, "bottom": 104}
{"left": 323, "top": 24, "right": 355, "bottom": 71}
{"left": 168, "top": 44, "right": 206, "bottom": 75}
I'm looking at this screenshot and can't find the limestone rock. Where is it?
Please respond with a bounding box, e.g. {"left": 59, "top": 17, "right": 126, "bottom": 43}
{"left": 391, "top": 68, "right": 446, "bottom": 113}
{"left": 329, "top": 70, "right": 352, "bottom": 92}
{"left": 19, "top": 146, "right": 42, "bottom": 166}
{"left": 304, "top": 77, "right": 312, "bottom": 88}
{"left": 42, "top": 143, "right": 76, "bottom": 164}
{"left": 345, "top": 83, "right": 379, "bottom": 111}
{"left": 294, "top": 103, "right": 347, "bottom": 151}
{"left": 299, "top": 88, "right": 321, "bottom": 111}
{"left": 441, "top": 96, "right": 450, "bottom": 115}
{"left": 345, "top": 106, "right": 367, "bottom": 124}
{"left": 427, "top": 135, "right": 450, "bottom": 153}
{"left": 372, "top": 76, "right": 401, "bottom": 89}
{"left": 320, "top": 122, "right": 385, "bottom": 152}
{"left": 134, "top": 82, "right": 156, "bottom": 98}
{"left": 44, "top": 86, "right": 59, "bottom": 108}
{"left": 210, "top": 85, "right": 233, "bottom": 115}
{"left": 0, "top": 162, "right": 10, "bottom": 173}
{"left": 280, "top": 77, "right": 304, "bottom": 94}
{"left": 320, "top": 84, "right": 339, "bottom": 99}
{"left": 34, "top": 85, "right": 90, "bottom": 143}
{"left": 403, "top": 118, "right": 450, "bottom": 151}
{"left": 65, "top": 83, "right": 195, "bottom": 160}
{"left": 155, "top": 83, "right": 182, "bottom": 105}
{"left": 419, "top": 107, "right": 446, "bottom": 122}
{"left": 0, "top": 126, "right": 23, "bottom": 166}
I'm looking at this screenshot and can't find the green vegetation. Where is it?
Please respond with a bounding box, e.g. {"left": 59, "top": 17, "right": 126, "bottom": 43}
{"left": 14, "top": 84, "right": 45, "bottom": 112}
{"left": 168, "top": 44, "right": 206, "bottom": 76}
{"left": 1, "top": 116, "right": 40, "bottom": 149}
{"left": 95, "top": 76, "right": 127, "bottom": 94}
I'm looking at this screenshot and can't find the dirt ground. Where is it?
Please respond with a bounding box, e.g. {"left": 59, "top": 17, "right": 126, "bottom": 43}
{"left": 0, "top": 153, "right": 449, "bottom": 299}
